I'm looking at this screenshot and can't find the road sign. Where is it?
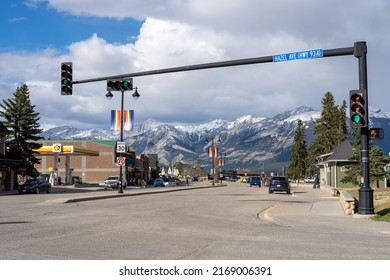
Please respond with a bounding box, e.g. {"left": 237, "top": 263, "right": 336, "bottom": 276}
{"left": 273, "top": 48, "right": 323, "bottom": 63}
{"left": 116, "top": 157, "right": 126, "bottom": 166}
{"left": 116, "top": 142, "right": 126, "bottom": 153}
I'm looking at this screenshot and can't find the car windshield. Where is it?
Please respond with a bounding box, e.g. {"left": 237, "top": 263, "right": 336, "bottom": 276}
{"left": 24, "top": 179, "right": 37, "bottom": 184}
{"left": 272, "top": 176, "right": 287, "bottom": 181}
{"left": 251, "top": 177, "right": 260, "bottom": 180}
{"left": 107, "top": 177, "right": 118, "bottom": 180}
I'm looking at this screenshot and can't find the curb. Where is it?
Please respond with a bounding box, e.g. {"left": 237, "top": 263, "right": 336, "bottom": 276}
{"left": 45, "top": 184, "right": 226, "bottom": 204}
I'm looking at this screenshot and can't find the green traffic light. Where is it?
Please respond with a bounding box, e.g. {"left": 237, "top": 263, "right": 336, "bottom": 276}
{"left": 353, "top": 114, "right": 361, "bottom": 123}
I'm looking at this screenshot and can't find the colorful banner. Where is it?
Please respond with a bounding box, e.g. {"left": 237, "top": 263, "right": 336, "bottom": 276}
{"left": 110, "top": 110, "right": 134, "bottom": 131}
{"left": 208, "top": 147, "right": 218, "bottom": 158}
{"left": 218, "top": 159, "right": 225, "bottom": 166}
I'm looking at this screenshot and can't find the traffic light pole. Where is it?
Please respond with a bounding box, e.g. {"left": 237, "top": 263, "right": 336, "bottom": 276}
{"left": 118, "top": 89, "right": 124, "bottom": 194}
{"left": 354, "top": 42, "right": 374, "bottom": 214}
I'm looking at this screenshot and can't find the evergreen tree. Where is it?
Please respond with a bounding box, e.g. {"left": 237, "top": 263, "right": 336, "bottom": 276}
{"left": 308, "top": 91, "right": 345, "bottom": 173}
{"left": 369, "top": 146, "right": 389, "bottom": 188}
{"left": 0, "top": 84, "right": 43, "bottom": 175}
{"left": 287, "top": 119, "right": 308, "bottom": 181}
{"left": 337, "top": 100, "right": 348, "bottom": 144}
{"left": 341, "top": 127, "right": 360, "bottom": 186}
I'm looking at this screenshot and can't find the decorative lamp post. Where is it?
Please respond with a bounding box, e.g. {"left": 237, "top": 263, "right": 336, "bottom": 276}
{"left": 106, "top": 79, "right": 140, "bottom": 193}
{"left": 219, "top": 152, "right": 226, "bottom": 185}
{"left": 205, "top": 136, "right": 221, "bottom": 186}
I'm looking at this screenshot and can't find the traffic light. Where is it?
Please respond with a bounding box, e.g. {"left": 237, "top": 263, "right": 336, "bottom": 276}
{"left": 107, "top": 78, "right": 133, "bottom": 91}
{"left": 369, "top": 128, "right": 384, "bottom": 140}
{"left": 61, "top": 62, "right": 72, "bottom": 95}
{"left": 349, "top": 89, "right": 367, "bottom": 127}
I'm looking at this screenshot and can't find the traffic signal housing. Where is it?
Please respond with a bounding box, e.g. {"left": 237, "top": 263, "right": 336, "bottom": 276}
{"left": 61, "top": 62, "right": 72, "bottom": 95}
{"left": 349, "top": 89, "right": 367, "bottom": 127}
{"left": 369, "top": 128, "right": 384, "bottom": 140}
{"left": 107, "top": 78, "right": 133, "bottom": 91}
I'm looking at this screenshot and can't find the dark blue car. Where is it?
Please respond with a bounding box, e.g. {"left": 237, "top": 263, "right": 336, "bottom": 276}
{"left": 249, "top": 176, "right": 261, "bottom": 187}
{"left": 18, "top": 179, "right": 52, "bottom": 194}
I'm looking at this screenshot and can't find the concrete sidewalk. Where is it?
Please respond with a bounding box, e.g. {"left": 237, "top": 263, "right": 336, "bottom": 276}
{"left": 293, "top": 183, "right": 346, "bottom": 217}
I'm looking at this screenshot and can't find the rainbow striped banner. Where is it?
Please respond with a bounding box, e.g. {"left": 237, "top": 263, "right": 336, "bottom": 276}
{"left": 110, "top": 110, "right": 134, "bottom": 131}
{"left": 208, "top": 147, "right": 218, "bottom": 158}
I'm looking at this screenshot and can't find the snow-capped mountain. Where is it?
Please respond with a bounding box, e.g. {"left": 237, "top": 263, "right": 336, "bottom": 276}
{"left": 40, "top": 106, "right": 390, "bottom": 171}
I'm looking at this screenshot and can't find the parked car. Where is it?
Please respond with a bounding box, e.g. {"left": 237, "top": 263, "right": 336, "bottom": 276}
{"left": 72, "top": 176, "right": 82, "bottom": 184}
{"left": 269, "top": 176, "right": 291, "bottom": 194}
{"left": 18, "top": 179, "right": 52, "bottom": 194}
{"left": 164, "top": 177, "right": 177, "bottom": 187}
{"left": 249, "top": 176, "right": 261, "bottom": 187}
{"left": 304, "top": 178, "right": 315, "bottom": 183}
{"left": 103, "top": 176, "right": 127, "bottom": 189}
{"left": 153, "top": 178, "right": 165, "bottom": 187}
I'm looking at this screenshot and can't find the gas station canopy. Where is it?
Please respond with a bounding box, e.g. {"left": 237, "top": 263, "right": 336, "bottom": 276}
{"left": 34, "top": 143, "right": 99, "bottom": 156}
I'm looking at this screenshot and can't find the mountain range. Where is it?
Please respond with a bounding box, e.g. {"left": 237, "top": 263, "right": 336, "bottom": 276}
{"left": 40, "top": 106, "right": 390, "bottom": 172}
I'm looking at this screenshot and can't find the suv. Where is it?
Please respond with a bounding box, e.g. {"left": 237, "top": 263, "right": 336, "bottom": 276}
{"left": 104, "top": 176, "right": 127, "bottom": 189}
{"left": 269, "top": 176, "right": 291, "bottom": 194}
{"left": 249, "top": 176, "right": 261, "bottom": 187}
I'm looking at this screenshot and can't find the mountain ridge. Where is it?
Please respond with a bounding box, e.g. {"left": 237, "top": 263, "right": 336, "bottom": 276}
{"left": 40, "top": 106, "right": 390, "bottom": 171}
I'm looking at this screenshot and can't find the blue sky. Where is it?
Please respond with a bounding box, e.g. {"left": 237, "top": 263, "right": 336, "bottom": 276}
{"left": 0, "top": 0, "right": 389, "bottom": 130}
{"left": 1, "top": 0, "right": 142, "bottom": 52}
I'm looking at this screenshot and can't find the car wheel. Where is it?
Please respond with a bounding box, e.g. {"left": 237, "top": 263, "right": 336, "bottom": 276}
{"left": 269, "top": 190, "right": 273, "bottom": 194}
{"left": 47, "top": 187, "right": 51, "bottom": 193}
{"left": 35, "top": 187, "right": 40, "bottom": 194}
{"left": 287, "top": 190, "right": 291, "bottom": 194}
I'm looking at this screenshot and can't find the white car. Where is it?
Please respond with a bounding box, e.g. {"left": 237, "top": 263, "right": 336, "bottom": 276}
{"left": 104, "top": 176, "right": 127, "bottom": 189}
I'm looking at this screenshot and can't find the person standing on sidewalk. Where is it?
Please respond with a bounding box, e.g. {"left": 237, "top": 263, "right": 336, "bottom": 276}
{"left": 313, "top": 174, "right": 320, "bottom": 189}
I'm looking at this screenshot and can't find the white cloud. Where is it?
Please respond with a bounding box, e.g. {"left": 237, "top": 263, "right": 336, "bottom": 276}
{"left": 2, "top": 0, "right": 390, "bottom": 130}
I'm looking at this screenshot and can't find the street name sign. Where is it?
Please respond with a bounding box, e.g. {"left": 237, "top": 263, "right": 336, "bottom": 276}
{"left": 273, "top": 48, "right": 323, "bottom": 63}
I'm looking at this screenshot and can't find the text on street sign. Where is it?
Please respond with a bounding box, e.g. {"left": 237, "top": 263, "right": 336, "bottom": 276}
{"left": 273, "top": 48, "right": 323, "bottom": 63}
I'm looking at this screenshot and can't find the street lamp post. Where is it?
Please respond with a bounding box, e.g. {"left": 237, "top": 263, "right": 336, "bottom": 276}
{"left": 205, "top": 136, "right": 221, "bottom": 186}
{"left": 219, "top": 152, "right": 226, "bottom": 186}
{"left": 106, "top": 80, "right": 140, "bottom": 194}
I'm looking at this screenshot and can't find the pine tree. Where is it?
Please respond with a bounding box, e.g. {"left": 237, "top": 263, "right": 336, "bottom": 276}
{"left": 287, "top": 119, "right": 308, "bottom": 181}
{"left": 341, "top": 127, "right": 360, "bottom": 186}
{"left": 308, "top": 91, "right": 345, "bottom": 173}
{"left": 0, "top": 84, "right": 43, "bottom": 176}
{"left": 369, "top": 146, "right": 389, "bottom": 188}
{"left": 337, "top": 100, "right": 348, "bottom": 144}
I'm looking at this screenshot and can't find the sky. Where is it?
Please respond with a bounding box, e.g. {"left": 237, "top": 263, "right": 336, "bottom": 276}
{"left": 0, "top": 0, "right": 389, "bottom": 131}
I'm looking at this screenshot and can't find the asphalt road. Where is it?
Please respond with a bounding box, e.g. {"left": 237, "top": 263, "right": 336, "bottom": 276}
{"left": 0, "top": 181, "right": 389, "bottom": 259}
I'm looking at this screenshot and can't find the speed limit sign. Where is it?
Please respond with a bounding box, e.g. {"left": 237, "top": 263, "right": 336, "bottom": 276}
{"left": 116, "top": 142, "right": 126, "bottom": 153}
{"left": 116, "top": 157, "right": 125, "bottom": 166}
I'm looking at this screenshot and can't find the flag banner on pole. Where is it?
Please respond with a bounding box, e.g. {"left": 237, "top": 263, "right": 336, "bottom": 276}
{"left": 208, "top": 147, "right": 218, "bottom": 157}
{"left": 110, "top": 110, "right": 134, "bottom": 131}
{"left": 219, "top": 159, "right": 225, "bottom": 166}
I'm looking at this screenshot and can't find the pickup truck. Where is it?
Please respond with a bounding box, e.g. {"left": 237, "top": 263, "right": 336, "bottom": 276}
{"left": 104, "top": 176, "right": 127, "bottom": 189}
